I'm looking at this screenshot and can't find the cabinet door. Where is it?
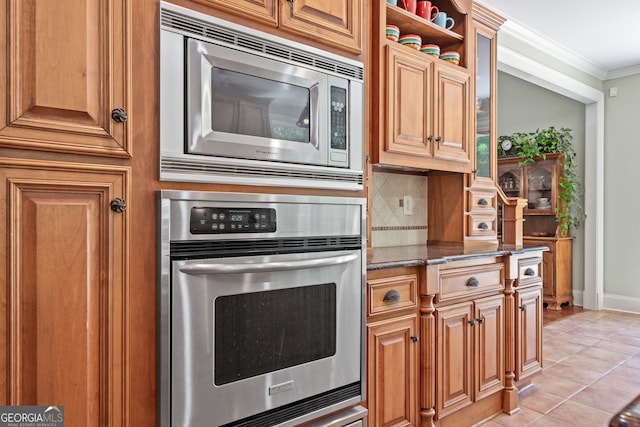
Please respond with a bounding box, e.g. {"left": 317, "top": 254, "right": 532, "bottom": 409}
{"left": 0, "top": 0, "right": 131, "bottom": 157}
{"left": 542, "top": 246, "right": 555, "bottom": 298}
{"left": 279, "top": 0, "right": 362, "bottom": 53}
{"left": 194, "top": 0, "right": 278, "bottom": 25}
{"left": 384, "top": 44, "right": 433, "bottom": 162}
{"left": 436, "top": 301, "right": 473, "bottom": 418}
{"left": 367, "top": 315, "right": 418, "bottom": 427}
{"left": 515, "top": 287, "right": 543, "bottom": 381}
{"left": 432, "top": 64, "right": 471, "bottom": 168}
{"left": 0, "top": 158, "right": 129, "bottom": 426}
{"left": 475, "top": 295, "right": 504, "bottom": 400}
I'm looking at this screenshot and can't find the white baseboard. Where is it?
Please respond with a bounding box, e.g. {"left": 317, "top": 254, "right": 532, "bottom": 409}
{"left": 572, "top": 290, "right": 584, "bottom": 307}
{"left": 602, "top": 293, "right": 640, "bottom": 315}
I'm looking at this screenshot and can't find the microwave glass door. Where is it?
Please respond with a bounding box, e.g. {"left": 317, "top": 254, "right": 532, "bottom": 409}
{"left": 210, "top": 67, "right": 311, "bottom": 144}
{"left": 188, "top": 39, "right": 328, "bottom": 166}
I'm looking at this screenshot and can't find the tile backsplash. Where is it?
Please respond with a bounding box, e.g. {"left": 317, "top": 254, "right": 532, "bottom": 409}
{"left": 371, "top": 171, "right": 428, "bottom": 247}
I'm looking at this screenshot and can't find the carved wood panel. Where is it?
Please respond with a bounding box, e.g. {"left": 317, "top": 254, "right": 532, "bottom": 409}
{"left": 0, "top": 158, "right": 130, "bottom": 426}
{"left": 0, "top": 0, "right": 131, "bottom": 157}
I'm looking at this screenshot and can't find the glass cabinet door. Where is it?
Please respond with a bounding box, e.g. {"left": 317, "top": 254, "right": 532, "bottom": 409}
{"left": 475, "top": 33, "right": 492, "bottom": 180}
{"left": 526, "top": 163, "right": 553, "bottom": 211}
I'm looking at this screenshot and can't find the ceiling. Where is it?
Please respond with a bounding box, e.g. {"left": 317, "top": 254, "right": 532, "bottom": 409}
{"left": 476, "top": 0, "right": 640, "bottom": 75}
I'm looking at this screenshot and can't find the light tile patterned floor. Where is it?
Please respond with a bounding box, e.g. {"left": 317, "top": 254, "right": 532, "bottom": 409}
{"left": 482, "top": 309, "right": 640, "bottom": 427}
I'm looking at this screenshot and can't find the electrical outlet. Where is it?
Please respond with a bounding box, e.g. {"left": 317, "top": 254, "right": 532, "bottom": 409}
{"left": 403, "top": 195, "right": 413, "bottom": 216}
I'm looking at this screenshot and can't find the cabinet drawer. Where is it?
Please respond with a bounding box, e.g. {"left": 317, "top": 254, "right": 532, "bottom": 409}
{"left": 368, "top": 274, "right": 418, "bottom": 317}
{"left": 468, "top": 190, "right": 497, "bottom": 212}
{"left": 518, "top": 256, "right": 543, "bottom": 286}
{"left": 467, "top": 214, "right": 497, "bottom": 236}
{"left": 438, "top": 264, "right": 503, "bottom": 301}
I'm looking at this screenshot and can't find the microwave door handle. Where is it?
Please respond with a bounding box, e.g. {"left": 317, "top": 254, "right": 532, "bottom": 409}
{"left": 178, "top": 253, "right": 359, "bottom": 275}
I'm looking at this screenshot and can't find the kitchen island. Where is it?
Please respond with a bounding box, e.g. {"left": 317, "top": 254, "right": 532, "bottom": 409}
{"left": 365, "top": 244, "right": 547, "bottom": 426}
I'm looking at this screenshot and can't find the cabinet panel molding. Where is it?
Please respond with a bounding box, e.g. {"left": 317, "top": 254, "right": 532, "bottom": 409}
{"left": 280, "top": 0, "right": 362, "bottom": 53}
{"left": 0, "top": 158, "right": 130, "bottom": 426}
{"left": 0, "top": 0, "right": 131, "bottom": 157}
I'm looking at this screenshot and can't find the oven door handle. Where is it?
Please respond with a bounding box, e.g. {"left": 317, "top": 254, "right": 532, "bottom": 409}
{"left": 178, "top": 253, "right": 359, "bottom": 274}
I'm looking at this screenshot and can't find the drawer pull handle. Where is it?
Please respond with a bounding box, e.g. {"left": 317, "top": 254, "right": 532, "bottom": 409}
{"left": 524, "top": 268, "right": 536, "bottom": 276}
{"left": 383, "top": 290, "right": 401, "bottom": 303}
{"left": 519, "top": 305, "right": 526, "bottom": 312}
{"left": 478, "top": 198, "right": 489, "bottom": 206}
{"left": 478, "top": 222, "right": 489, "bottom": 230}
{"left": 466, "top": 277, "right": 479, "bottom": 287}
{"left": 411, "top": 334, "right": 419, "bottom": 343}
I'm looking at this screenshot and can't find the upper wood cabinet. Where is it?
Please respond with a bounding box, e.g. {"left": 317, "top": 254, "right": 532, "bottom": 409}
{"left": 380, "top": 42, "right": 471, "bottom": 172}
{"left": 193, "top": 0, "right": 362, "bottom": 53}
{"left": 0, "top": 0, "right": 131, "bottom": 158}
{"left": 371, "top": 0, "right": 472, "bottom": 173}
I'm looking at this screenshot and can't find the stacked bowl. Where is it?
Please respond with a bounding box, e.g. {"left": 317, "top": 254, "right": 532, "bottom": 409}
{"left": 420, "top": 43, "right": 440, "bottom": 57}
{"left": 398, "top": 34, "right": 422, "bottom": 50}
{"left": 439, "top": 51, "right": 460, "bottom": 65}
{"left": 385, "top": 25, "right": 400, "bottom": 42}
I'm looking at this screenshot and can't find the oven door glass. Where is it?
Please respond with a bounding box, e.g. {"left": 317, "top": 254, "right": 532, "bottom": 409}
{"left": 215, "top": 283, "right": 336, "bottom": 385}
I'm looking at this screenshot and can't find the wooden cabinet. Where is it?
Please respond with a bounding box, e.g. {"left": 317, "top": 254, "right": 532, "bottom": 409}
{"left": 372, "top": 1, "right": 472, "bottom": 173}
{"left": 464, "top": 5, "right": 505, "bottom": 243}
{"left": 383, "top": 43, "right": 470, "bottom": 167}
{"left": 419, "top": 258, "right": 506, "bottom": 426}
{"left": 435, "top": 295, "right": 504, "bottom": 418}
{"left": 0, "top": 158, "right": 130, "bottom": 426}
{"left": 366, "top": 268, "right": 420, "bottom": 427}
{"left": 0, "top": 0, "right": 131, "bottom": 158}
{"left": 524, "top": 237, "right": 573, "bottom": 310}
{"left": 499, "top": 154, "right": 573, "bottom": 310}
{"left": 515, "top": 286, "right": 543, "bottom": 381}
{"left": 193, "top": 0, "right": 362, "bottom": 53}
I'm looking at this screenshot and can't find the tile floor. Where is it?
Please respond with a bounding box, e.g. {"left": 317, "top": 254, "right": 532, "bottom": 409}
{"left": 483, "top": 308, "right": 640, "bottom": 426}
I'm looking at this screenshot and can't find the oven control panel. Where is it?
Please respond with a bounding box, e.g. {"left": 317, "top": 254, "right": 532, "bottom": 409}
{"left": 190, "top": 207, "right": 276, "bottom": 234}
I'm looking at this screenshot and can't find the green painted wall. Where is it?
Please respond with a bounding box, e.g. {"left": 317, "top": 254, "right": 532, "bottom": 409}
{"left": 497, "top": 71, "right": 586, "bottom": 294}
{"left": 602, "top": 74, "right": 640, "bottom": 298}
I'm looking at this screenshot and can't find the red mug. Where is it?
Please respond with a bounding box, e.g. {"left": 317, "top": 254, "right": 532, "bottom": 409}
{"left": 402, "top": 0, "right": 417, "bottom": 14}
{"left": 417, "top": 1, "right": 439, "bottom": 21}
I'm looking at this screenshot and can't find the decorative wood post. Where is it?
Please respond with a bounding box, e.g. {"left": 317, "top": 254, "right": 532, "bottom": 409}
{"left": 420, "top": 293, "right": 437, "bottom": 427}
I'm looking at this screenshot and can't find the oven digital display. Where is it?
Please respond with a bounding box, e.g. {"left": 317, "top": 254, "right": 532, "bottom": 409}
{"left": 190, "top": 207, "right": 276, "bottom": 234}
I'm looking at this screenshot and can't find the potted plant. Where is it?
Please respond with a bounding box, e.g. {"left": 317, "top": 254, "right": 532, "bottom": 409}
{"left": 498, "top": 126, "right": 585, "bottom": 236}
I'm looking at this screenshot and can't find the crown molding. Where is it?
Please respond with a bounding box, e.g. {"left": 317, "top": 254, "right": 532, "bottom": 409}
{"left": 496, "top": 17, "right": 608, "bottom": 81}
{"left": 606, "top": 64, "right": 640, "bottom": 80}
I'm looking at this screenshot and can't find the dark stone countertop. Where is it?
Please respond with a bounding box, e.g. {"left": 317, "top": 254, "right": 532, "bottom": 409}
{"left": 367, "top": 243, "right": 548, "bottom": 271}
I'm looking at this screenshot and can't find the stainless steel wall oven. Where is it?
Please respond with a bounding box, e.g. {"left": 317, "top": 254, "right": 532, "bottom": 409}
{"left": 158, "top": 191, "right": 366, "bottom": 426}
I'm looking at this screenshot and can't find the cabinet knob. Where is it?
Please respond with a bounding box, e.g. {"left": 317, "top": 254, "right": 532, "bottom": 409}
{"left": 110, "top": 198, "right": 127, "bottom": 213}
{"left": 428, "top": 135, "right": 435, "bottom": 143}
{"left": 524, "top": 268, "right": 536, "bottom": 276}
{"left": 410, "top": 334, "right": 419, "bottom": 343}
{"left": 111, "top": 108, "right": 128, "bottom": 123}
{"left": 478, "top": 222, "right": 489, "bottom": 230}
{"left": 477, "top": 316, "right": 484, "bottom": 324}
{"left": 468, "top": 319, "right": 476, "bottom": 326}
{"left": 466, "top": 277, "right": 479, "bottom": 287}
{"left": 519, "top": 305, "right": 527, "bottom": 312}
{"left": 382, "top": 289, "right": 401, "bottom": 303}
{"left": 436, "top": 136, "right": 443, "bottom": 144}
{"left": 478, "top": 198, "right": 489, "bottom": 206}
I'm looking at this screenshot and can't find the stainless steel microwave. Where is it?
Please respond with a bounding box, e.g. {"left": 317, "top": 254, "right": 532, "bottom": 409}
{"left": 160, "top": 2, "right": 364, "bottom": 190}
